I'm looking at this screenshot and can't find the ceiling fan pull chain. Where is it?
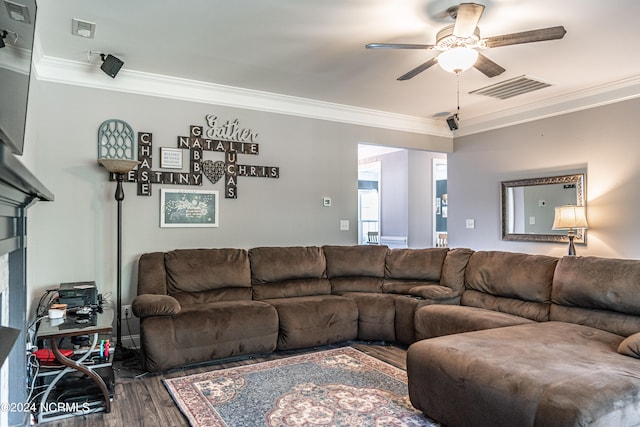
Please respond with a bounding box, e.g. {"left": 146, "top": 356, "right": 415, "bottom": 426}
{"left": 456, "top": 72, "right": 461, "bottom": 119}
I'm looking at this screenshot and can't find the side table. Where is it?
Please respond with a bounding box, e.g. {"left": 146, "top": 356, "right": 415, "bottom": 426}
{"left": 35, "top": 306, "right": 114, "bottom": 422}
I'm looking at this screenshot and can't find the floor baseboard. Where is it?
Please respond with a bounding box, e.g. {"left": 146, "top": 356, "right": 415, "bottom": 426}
{"left": 120, "top": 333, "right": 140, "bottom": 349}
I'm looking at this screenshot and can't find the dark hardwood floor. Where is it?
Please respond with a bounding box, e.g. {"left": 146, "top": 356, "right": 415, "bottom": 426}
{"left": 39, "top": 342, "right": 408, "bottom": 427}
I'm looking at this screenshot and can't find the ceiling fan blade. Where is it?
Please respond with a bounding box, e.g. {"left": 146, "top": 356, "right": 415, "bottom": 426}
{"left": 397, "top": 57, "right": 438, "bottom": 81}
{"left": 483, "top": 26, "right": 567, "bottom": 48}
{"left": 453, "top": 3, "right": 485, "bottom": 38}
{"left": 366, "top": 43, "right": 435, "bottom": 50}
{"left": 474, "top": 53, "right": 506, "bottom": 78}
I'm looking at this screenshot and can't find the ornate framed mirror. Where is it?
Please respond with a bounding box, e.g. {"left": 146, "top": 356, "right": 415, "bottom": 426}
{"left": 501, "top": 173, "right": 586, "bottom": 243}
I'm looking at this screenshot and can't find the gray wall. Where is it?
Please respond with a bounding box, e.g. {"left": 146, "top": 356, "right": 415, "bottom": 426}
{"left": 448, "top": 97, "right": 640, "bottom": 259}
{"left": 24, "top": 80, "right": 450, "bottom": 327}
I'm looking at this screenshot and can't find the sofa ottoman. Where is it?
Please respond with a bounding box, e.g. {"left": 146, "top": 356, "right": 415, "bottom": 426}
{"left": 407, "top": 321, "right": 640, "bottom": 427}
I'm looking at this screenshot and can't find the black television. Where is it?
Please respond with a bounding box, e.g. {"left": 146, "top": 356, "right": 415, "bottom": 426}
{"left": 0, "top": 0, "right": 36, "bottom": 155}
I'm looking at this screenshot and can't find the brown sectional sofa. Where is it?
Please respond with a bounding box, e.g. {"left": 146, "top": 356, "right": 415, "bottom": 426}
{"left": 133, "top": 245, "right": 468, "bottom": 372}
{"left": 408, "top": 251, "right": 640, "bottom": 427}
{"left": 133, "top": 245, "right": 640, "bottom": 425}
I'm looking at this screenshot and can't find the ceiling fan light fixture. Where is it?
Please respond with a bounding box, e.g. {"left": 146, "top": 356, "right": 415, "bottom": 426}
{"left": 438, "top": 46, "right": 478, "bottom": 74}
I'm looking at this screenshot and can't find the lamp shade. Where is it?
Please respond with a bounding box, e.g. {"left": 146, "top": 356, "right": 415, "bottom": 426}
{"left": 552, "top": 205, "right": 588, "bottom": 230}
{"left": 438, "top": 47, "right": 479, "bottom": 74}
{"left": 97, "top": 158, "right": 139, "bottom": 174}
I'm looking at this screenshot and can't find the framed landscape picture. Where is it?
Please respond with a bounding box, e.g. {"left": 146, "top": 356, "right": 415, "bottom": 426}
{"left": 160, "top": 189, "right": 219, "bottom": 227}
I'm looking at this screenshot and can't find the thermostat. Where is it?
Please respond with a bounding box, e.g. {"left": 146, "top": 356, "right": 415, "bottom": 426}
{"left": 323, "top": 197, "right": 331, "bottom": 207}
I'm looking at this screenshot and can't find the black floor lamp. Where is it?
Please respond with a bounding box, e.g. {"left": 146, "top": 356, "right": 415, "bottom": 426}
{"left": 98, "top": 158, "right": 139, "bottom": 361}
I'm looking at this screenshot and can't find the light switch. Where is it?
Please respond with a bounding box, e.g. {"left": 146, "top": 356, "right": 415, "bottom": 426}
{"left": 529, "top": 216, "right": 536, "bottom": 225}
{"left": 466, "top": 219, "right": 475, "bottom": 229}
{"left": 340, "top": 220, "right": 349, "bottom": 231}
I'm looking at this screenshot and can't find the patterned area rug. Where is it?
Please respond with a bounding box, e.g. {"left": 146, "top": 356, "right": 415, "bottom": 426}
{"left": 163, "top": 347, "right": 438, "bottom": 427}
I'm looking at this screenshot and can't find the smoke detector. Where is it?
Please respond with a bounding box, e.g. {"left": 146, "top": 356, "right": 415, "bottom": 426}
{"left": 4, "top": 0, "right": 30, "bottom": 23}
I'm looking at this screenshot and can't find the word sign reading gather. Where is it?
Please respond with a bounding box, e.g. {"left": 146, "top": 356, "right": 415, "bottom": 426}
{"left": 113, "top": 117, "right": 279, "bottom": 199}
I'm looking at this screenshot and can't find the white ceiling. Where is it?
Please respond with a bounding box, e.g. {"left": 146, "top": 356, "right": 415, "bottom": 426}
{"left": 33, "top": 0, "right": 640, "bottom": 137}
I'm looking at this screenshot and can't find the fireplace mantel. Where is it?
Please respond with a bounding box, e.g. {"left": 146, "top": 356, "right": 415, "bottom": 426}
{"left": 0, "top": 143, "right": 52, "bottom": 426}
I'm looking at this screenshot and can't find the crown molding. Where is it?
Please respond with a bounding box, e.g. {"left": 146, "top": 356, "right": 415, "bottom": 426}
{"left": 31, "top": 46, "right": 640, "bottom": 140}
{"left": 32, "top": 53, "right": 451, "bottom": 137}
{"left": 455, "top": 74, "right": 640, "bottom": 137}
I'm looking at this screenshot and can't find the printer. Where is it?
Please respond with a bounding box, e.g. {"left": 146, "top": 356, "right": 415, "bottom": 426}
{"left": 57, "top": 281, "right": 98, "bottom": 308}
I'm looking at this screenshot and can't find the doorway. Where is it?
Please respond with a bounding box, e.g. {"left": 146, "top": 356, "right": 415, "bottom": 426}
{"left": 433, "top": 158, "right": 448, "bottom": 247}
{"left": 358, "top": 161, "right": 380, "bottom": 245}
{"left": 358, "top": 144, "right": 446, "bottom": 248}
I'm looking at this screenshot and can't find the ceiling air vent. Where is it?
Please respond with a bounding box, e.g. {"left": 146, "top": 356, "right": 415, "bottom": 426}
{"left": 470, "top": 75, "right": 551, "bottom": 100}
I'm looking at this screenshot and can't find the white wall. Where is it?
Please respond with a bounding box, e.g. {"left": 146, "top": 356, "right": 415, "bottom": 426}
{"left": 25, "top": 80, "right": 451, "bottom": 324}
{"left": 448, "top": 97, "right": 640, "bottom": 259}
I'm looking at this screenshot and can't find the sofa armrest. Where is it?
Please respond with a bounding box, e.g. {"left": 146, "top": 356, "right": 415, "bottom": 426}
{"left": 132, "top": 294, "right": 181, "bottom": 318}
{"left": 409, "top": 285, "right": 459, "bottom": 301}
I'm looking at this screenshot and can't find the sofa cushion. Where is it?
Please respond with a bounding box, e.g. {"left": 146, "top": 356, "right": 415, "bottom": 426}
{"left": 171, "top": 288, "right": 252, "bottom": 306}
{"left": 264, "top": 295, "right": 358, "bottom": 350}
{"left": 323, "top": 244, "right": 388, "bottom": 278}
{"left": 165, "top": 248, "right": 250, "bottom": 293}
{"left": 252, "top": 278, "right": 330, "bottom": 300}
{"left": 462, "top": 289, "right": 551, "bottom": 322}
{"left": 249, "top": 246, "right": 326, "bottom": 284}
{"left": 323, "top": 245, "right": 387, "bottom": 293}
{"left": 462, "top": 251, "right": 557, "bottom": 321}
{"left": 465, "top": 251, "right": 557, "bottom": 302}
{"left": 139, "top": 300, "right": 278, "bottom": 372}
{"left": 385, "top": 248, "right": 448, "bottom": 281}
{"left": 414, "top": 304, "right": 534, "bottom": 340}
{"left": 329, "top": 277, "right": 383, "bottom": 293}
{"left": 550, "top": 304, "right": 640, "bottom": 338}
{"left": 551, "top": 256, "right": 640, "bottom": 336}
{"left": 339, "top": 292, "right": 396, "bottom": 342}
{"left": 439, "top": 248, "right": 474, "bottom": 294}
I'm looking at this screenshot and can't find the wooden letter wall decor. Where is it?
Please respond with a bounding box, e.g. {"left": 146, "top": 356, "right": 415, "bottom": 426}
{"left": 111, "top": 118, "right": 279, "bottom": 199}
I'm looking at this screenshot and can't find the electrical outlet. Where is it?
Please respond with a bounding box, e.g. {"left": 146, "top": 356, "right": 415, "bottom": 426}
{"left": 122, "top": 304, "right": 132, "bottom": 319}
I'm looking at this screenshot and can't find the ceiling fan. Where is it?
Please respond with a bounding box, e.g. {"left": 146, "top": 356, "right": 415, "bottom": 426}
{"left": 366, "top": 2, "right": 566, "bottom": 80}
